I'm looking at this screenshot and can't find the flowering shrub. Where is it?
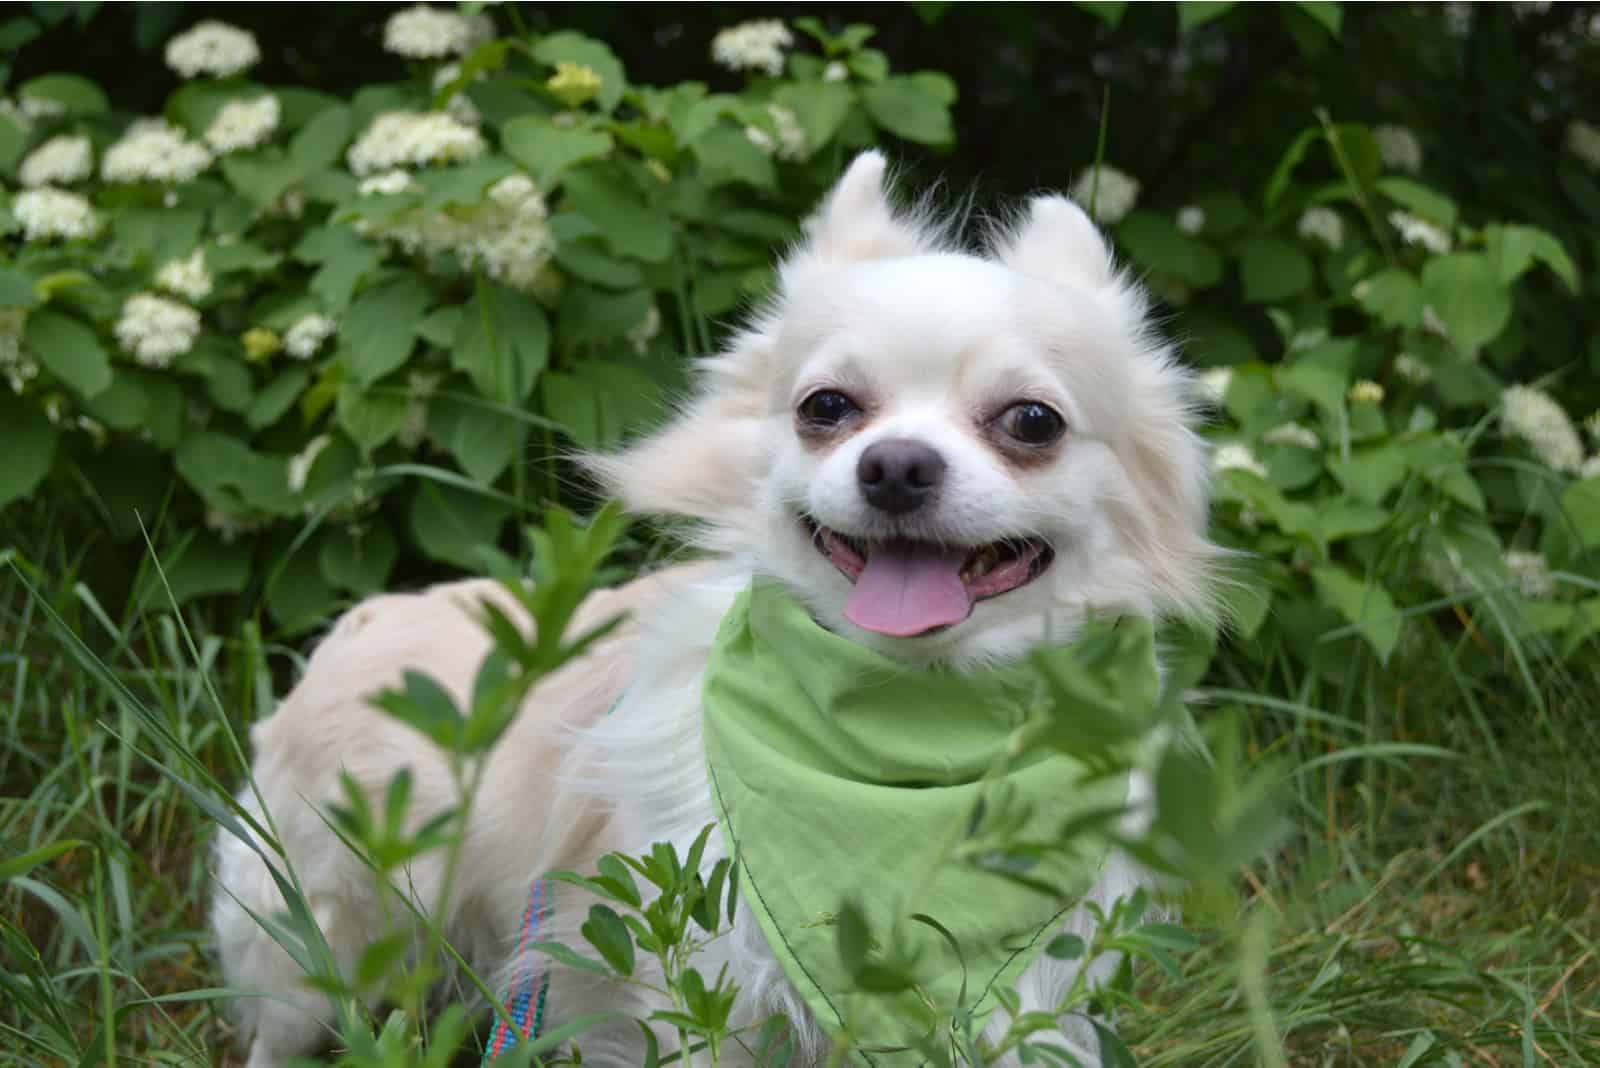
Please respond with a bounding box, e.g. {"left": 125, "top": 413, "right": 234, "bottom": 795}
{"left": 0, "top": 9, "right": 955, "bottom": 628}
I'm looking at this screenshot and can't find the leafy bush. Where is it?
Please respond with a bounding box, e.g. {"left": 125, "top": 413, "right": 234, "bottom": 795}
{"left": 0, "top": 9, "right": 954, "bottom": 629}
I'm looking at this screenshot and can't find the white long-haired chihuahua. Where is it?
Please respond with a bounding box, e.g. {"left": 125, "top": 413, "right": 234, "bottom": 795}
{"left": 211, "top": 151, "right": 1217, "bottom": 1068}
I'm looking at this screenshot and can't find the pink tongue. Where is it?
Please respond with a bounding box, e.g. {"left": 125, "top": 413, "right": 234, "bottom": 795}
{"left": 844, "top": 542, "right": 973, "bottom": 637}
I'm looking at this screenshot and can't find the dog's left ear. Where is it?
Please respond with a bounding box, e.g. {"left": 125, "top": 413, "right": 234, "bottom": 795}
{"left": 990, "top": 195, "right": 1119, "bottom": 294}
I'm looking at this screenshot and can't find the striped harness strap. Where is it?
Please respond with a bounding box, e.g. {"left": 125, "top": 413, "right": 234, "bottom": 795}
{"left": 482, "top": 877, "right": 553, "bottom": 1062}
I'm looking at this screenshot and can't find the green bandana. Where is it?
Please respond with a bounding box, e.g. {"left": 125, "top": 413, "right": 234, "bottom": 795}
{"left": 702, "top": 583, "right": 1136, "bottom": 1062}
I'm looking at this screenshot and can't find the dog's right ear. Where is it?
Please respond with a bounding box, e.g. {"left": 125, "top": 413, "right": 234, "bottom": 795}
{"left": 781, "top": 150, "right": 937, "bottom": 285}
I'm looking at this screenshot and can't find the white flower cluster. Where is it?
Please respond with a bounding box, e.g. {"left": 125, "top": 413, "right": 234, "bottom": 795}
{"left": 0, "top": 308, "right": 39, "bottom": 394}
{"left": 287, "top": 433, "right": 333, "bottom": 494}
{"left": 1374, "top": 124, "right": 1423, "bottom": 174}
{"left": 711, "top": 19, "right": 793, "bottom": 77}
{"left": 204, "top": 94, "right": 281, "bottom": 153}
{"left": 1213, "top": 442, "right": 1267, "bottom": 478}
{"left": 285, "top": 313, "right": 337, "bottom": 359}
{"left": 165, "top": 20, "right": 260, "bottom": 79}
{"left": 1348, "top": 379, "right": 1385, "bottom": 405}
{"left": 1565, "top": 120, "right": 1600, "bottom": 172}
{"left": 102, "top": 119, "right": 213, "bottom": 183}
{"left": 1069, "top": 164, "right": 1140, "bottom": 225}
{"left": 823, "top": 60, "right": 849, "bottom": 82}
{"left": 360, "top": 169, "right": 418, "bottom": 197}
{"left": 1197, "top": 366, "right": 1232, "bottom": 405}
{"left": 746, "top": 103, "right": 808, "bottom": 161}
{"left": 346, "top": 110, "right": 486, "bottom": 176}
{"left": 19, "top": 134, "right": 93, "bottom": 187}
{"left": 383, "top": 4, "right": 494, "bottom": 59}
{"left": 1176, "top": 205, "right": 1205, "bottom": 235}
{"left": 1503, "top": 549, "right": 1554, "bottom": 599}
{"left": 1389, "top": 210, "right": 1451, "bottom": 255}
{"left": 0, "top": 94, "right": 65, "bottom": 131}
{"left": 1297, "top": 206, "right": 1344, "bottom": 249}
{"left": 1393, "top": 352, "right": 1432, "bottom": 384}
{"left": 398, "top": 371, "right": 440, "bottom": 448}
{"left": 115, "top": 293, "right": 202, "bottom": 369}
{"left": 1501, "top": 384, "right": 1583, "bottom": 473}
{"left": 432, "top": 63, "right": 482, "bottom": 126}
{"left": 13, "top": 188, "right": 101, "bottom": 241}
{"left": 1263, "top": 421, "right": 1320, "bottom": 449}
{"left": 156, "top": 249, "right": 213, "bottom": 302}
{"left": 357, "top": 172, "right": 556, "bottom": 292}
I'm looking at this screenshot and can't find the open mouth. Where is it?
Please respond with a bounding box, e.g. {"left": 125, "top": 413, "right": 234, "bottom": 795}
{"left": 801, "top": 515, "right": 1055, "bottom": 638}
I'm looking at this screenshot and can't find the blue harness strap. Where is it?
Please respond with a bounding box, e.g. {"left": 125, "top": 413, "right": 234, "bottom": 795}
{"left": 482, "top": 877, "right": 553, "bottom": 1061}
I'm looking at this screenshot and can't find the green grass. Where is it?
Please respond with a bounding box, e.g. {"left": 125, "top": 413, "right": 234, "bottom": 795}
{"left": 2, "top": 512, "right": 1597, "bottom": 1067}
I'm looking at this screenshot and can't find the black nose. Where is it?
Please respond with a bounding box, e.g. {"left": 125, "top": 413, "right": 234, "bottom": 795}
{"left": 857, "top": 439, "right": 947, "bottom": 515}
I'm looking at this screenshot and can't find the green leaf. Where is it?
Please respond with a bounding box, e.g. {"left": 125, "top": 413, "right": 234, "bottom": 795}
{"left": 1278, "top": 360, "right": 1347, "bottom": 417}
{"left": 429, "top": 392, "right": 526, "bottom": 484}
{"left": 1563, "top": 478, "right": 1600, "bottom": 550}
{"left": 1376, "top": 176, "right": 1457, "bottom": 228}
{"left": 266, "top": 554, "right": 341, "bottom": 631}
{"left": 1320, "top": 499, "right": 1390, "bottom": 542}
{"left": 337, "top": 276, "right": 427, "bottom": 386}
{"left": 774, "top": 82, "right": 855, "bottom": 150}
{"left": 24, "top": 309, "right": 111, "bottom": 399}
{"left": 409, "top": 479, "right": 512, "bottom": 569}
{"left": 336, "top": 380, "right": 408, "bottom": 453}
{"left": 79, "top": 371, "right": 148, "bottom": 429}
{"left": 0, "top": 268, "right": 37, "bottom": 308}
{"left": 0, "top": 840, "right": 87, "bottom": 882}
{"left": 861, "top": 77, "right": 954, "bottom": 145}
{"left": 502, "top": 115, "right": 614, "bottom": 187}
{"left": 691, "top": 124, "right": 777, "bottom": 190}
{"left": 452, "top": 281, "right": 549, "bottom": 405}
{"left": 174, "top": 432, "right": 297, "bottom": 516}
{"left": 1293, "top": 1, "right": 1342, "bottom": 35}
{"left": 1311, "top": 565, "right": 1400, "bottom": 662}
{"left": 1115, "top": 211, "right": 1222, "bottom": 287}
{"left": 295, "top": 225, "right": 384, "bottom": 313}
{"left": 1329, "top": 443, "right": 1408, "bottom": 503}
{"left": 531, "top": 32, "right": 627, "bottom": 112}
{"left": 247, "top": 367, "right": 312, "bottom": 429}
{"left": 0, "top": 393, "right": 57, "bottom": 508}
{"left": 156, "top": 532, "right": 252, "bottom": 603}
{"left": 1421, "top": 253, "right": 1511, "bottom": 356}
{"left": 1484, "top": 224, "right": 1579, "bottom": 293}
{"left": 581, "top": 904, "right": 636, "bottom": 977}
{"left": 1353, "top": 267, "right": 1421, "bottom": 330}
{"left": 319, "top": 524, "right": 398, "bottom": 595}
{"left": 288, "top": 104, "right": 350, "bottom": 173}
{"left": 561, "top": 165, "right": 673, "bottom": 262}
{"left": 17, "top": 72, "right": 107, "bottom": 115}
{"left": 1074, "top": 2, "right": 1128, "bottom": 27}
{"left": 1178, "top": 2, "right": 1237, "bottom": 31}
{"left": 1237, "top": 236, "right": 1312, "bottom": 303}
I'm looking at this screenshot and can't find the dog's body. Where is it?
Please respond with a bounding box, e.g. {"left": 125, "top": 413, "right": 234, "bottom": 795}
{"left": 212, "top": 154, "right": 1216, "bottom": 1068}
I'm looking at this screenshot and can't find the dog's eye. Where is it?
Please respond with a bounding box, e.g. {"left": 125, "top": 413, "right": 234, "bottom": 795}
{"left": 797, "top": 390, "right": 860, "bottom": 428}
{"left": 995, "top": 402, "right": 1066, "bottom": 446}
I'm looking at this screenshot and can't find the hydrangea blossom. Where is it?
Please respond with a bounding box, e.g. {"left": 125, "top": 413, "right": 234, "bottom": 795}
{"left": 13, "top": 188, "right": 101, "bottom": 241}
{"left": 165, "top": 21, "right": 260, "bottom": 79}
{"left": 383, "top": 5, "right": 494, "bottom": 58}
{"left": 1501, "top": 384, "right": 1584, "bottom": 473}
{"left": 156, "top": 249, "right": 213, "bottom": 302}
{"left": 114, "top": 293, "right": 202, "bottom": 369}
{"left": 285, "top": 313, "right": 338, "bottom": 359}
{"left": 346, "top": 110, "right": 486, "bottom": 175}
{"left": 1176, "top": 205, "right": 1205, "bottom": 235}
{"left": 18, "top": 134, "right": 93, "bottom": 187}
{"left": 356, "top": 172, "right": 556, "bottom": 293}
{"left": 1348, "top": 379, "right": 1385, "bottom": 405}
{"left": 1213, "top": 442, "right": 1267, "bottom": 478}
{"left": 1565, "top": 120, "right": 1600, "bottom": 172}
{"left": 102, "top": 119, "right": 213, "bottom": 183}
{"left": 287, "top": 434, "right": 333, "bottom": 494}
{"left": 1263, "top": 422, "right": 1320, "bottom": 449}
{"left": 1296, "top": 206, "right": 1344, "bottom": 249}
{"left": 1374, "top": 124, "right": 1423, "bottom": 174}
{"left": 1503, "top": 550, "right": 1554, "bottom": 599}
{"left": 745, "top": 105, "right": 808, "bottom": 161}
{"left": 359, "top": 169, "right": 420, "bottom": 197}
{"left": 432, "top": 63, "right": 482, "bottom": 125}
{"left": 1069, "top": 164, "right": 1139, "bottom": 225}
{"left": 0, "top": 308, "right": 39, "bottom": 394}
{"left": 1394, "top": 353, "right": 1432, "bottom": 384}
{"left": 823, "top": 60, "right": 849, "bottom": 82}
{"left": 1197, "top": 367, "right": 1232, "bottom": 405}
{"left": 204, "top": 94, "right": 281, "bottom": 153}
{"left": 711, "top": 19, "right": 793, "bottom": 77}
{"left": 1389, "top": 210, "right": 1451, "bottom": 255}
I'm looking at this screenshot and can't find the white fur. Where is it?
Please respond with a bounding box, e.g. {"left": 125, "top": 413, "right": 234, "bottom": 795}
{"left": 210, "top": 151, "right": 1217, "bottom": 1067}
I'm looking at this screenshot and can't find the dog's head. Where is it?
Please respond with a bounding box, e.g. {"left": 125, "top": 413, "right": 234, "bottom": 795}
{"left": 592, "top": 152, "right": 1217, "bottom": 665}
